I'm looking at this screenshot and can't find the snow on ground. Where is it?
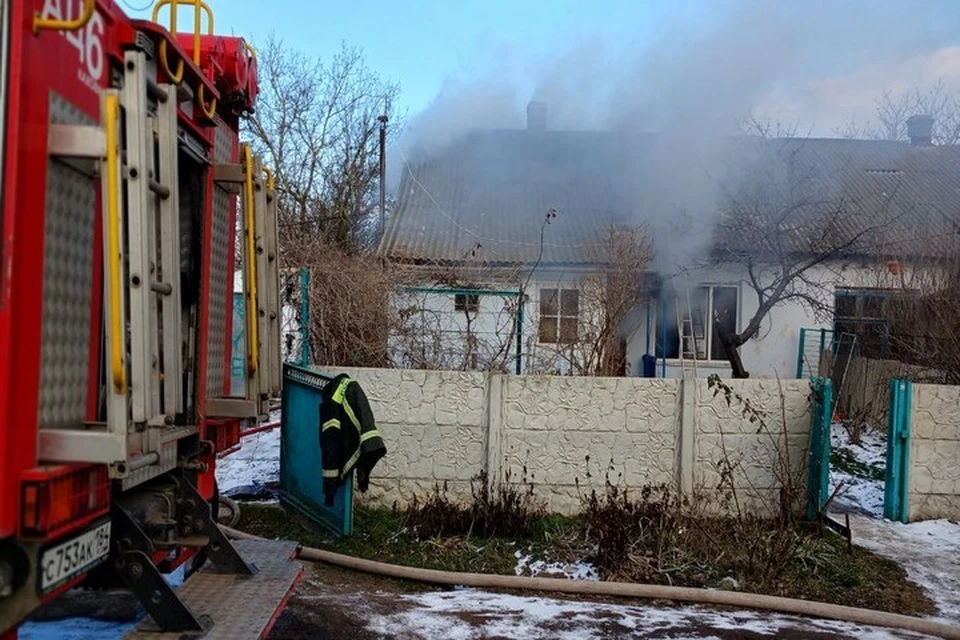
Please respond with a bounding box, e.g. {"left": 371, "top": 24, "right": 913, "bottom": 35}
{"left": 847, "top": 514, "right": 960, "bottom": 625}
{"left": 349, "top": 587, "right": 928, "bottom": 640}
{"left": 829, "top": 422, "right": 886, "bottom": 517}
{"left": 216, "top": 411, "right": 282, "bottom": 493}
{"left": 514, "top": 550, "right": 599, "bottom": 581}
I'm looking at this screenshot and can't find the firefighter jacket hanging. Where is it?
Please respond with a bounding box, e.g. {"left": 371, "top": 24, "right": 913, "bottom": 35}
{"left": 320, "top": 374, "right": 387, "bottom": 506}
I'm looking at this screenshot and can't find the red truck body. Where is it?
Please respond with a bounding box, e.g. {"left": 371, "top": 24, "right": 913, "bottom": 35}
{"left": 0, "top": 2, "right": 287, "bottom": 637}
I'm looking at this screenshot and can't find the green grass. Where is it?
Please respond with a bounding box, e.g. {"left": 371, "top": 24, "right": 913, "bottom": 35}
{"left": 237, "top": 503, "right": 581, "bottom": 576}
{"left": 775, "top": 530, "right": 934, "bottom": 616}
{"left": 830, "top": 446, "right": 886, "bottom": 481}
{"left": 236, "top": 502, "right": 934, "bottom": 617}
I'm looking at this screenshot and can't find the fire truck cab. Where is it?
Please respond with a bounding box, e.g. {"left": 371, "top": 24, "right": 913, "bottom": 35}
{"left": 0, "top": 1, "right": 294, "bottom": 637}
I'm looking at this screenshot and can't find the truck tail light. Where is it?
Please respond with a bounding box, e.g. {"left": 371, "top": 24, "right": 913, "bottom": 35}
{"left": 19, "top": 465, "right": 111, "bottom": 539}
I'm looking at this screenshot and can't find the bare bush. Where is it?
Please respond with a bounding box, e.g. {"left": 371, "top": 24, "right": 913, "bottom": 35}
{"left": 281, "top": 244, "right": 394, "bottom": 368}
{"left": 404, "top": 469, "right": 545, "bottom": 540}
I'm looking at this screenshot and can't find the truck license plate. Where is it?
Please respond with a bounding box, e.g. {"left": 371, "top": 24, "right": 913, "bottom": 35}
{"left": 38, "top": 520, "right": 111, "bottom": 594}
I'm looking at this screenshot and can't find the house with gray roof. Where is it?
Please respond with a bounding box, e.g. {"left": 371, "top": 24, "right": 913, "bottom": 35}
{"left": 380, "top": 103, "right": 960, "bottom": 378}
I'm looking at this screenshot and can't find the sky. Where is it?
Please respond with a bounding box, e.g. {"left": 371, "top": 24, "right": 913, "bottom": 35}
{"left": 126, "top": 0, "right": 960, "bottom": 144}
{"left": 123, "top": 0, "right": 688, "bottom": 117}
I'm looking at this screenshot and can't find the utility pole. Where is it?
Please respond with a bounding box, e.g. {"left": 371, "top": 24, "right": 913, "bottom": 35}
{"left": 378, "top": 114, "right": 388, "bottom": 240}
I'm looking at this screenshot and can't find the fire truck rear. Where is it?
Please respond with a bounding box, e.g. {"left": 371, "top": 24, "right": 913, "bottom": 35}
{"left": 0, "top": 1, "right": 292, "bottom": 637}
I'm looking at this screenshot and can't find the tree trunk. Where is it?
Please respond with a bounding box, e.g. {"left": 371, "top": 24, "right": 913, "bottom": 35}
{"left": 718, "top": 331, "right": 750, "bottom": 378}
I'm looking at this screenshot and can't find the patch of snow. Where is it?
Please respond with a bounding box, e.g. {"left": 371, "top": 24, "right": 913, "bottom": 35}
{"left": 514, "top": 550, "right": 599, "bottom": 581}
{"left": 362, "top": 588, "right": 926, "bottom": 639}
{"left": 847, "top": 513, "right": 960, "bottom": 625}
{"left": 832, "top": 422, "right": 887, "bottom": 467}
{"left": 216, "top": 426, "right": 281, "bottom": 493}
{"left": 829, "top": 422, "right": 886, "bottom": 517}
{"left": 830, "top": 470, "right": 885, "bottom": 517}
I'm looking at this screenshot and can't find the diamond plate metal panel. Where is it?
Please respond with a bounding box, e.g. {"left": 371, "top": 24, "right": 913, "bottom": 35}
{"left": 38, "top": 93, "right": 96, "bottom": 429}
{"left": 214, "top": 116, "right": 233, "bottom": 164}
{"left": 205, "top": 185, "right": 231, "bottom": 396}
{"left": 127, "top": 539, "right": 302, "bottom": 640}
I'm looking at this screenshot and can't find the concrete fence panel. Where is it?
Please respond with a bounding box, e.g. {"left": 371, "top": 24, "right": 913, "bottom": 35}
{"left": 315, "top": 367, "right": 814, "bottom": 517}
{"left": 908, "top": 383, "right": 960, "bottom": 521}
{"left": 694, "top": 379, "right": 812, "bottom": 516}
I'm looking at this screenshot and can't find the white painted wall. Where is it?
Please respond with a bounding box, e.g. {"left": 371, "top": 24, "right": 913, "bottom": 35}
{"left": 388, "top": 267, "right": 608, "bottom": 374}
{"left": 368, "top": 257, "right": 911, "bottom": 380}
{"left": 624, "top": 260, "right": 900, "bottom": 379}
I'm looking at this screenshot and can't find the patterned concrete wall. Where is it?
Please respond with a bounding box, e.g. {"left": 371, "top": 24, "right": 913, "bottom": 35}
{"left": 322, "top": 368, "right": 813, "bottom": 516}
{"left": 335, "top": 367, "right": 489, "bottom": 506}
{"left": 908, "top": 384, "right": 960, "bottom": 521}
{"left": 499, "top": 376, "right": 681, "bottom": 514}
{"left": 695, "top": 379, "right": 812, "bottom": 516}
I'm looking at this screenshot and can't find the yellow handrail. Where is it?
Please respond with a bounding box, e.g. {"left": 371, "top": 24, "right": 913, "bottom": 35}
{"left": 151, "top": 0, "right": 214, "bottom": 65}
{"left": 263, "top": 167, "right": 275, "bottom": 191}
{"left": 197, "top": 83, "right": 217, "bottom": 120}
{"left": 158, "top": 40, "right": 184, "bottom": 84}
{"left": 104, "top": 93, "right": 126, "bottom": 394}
{"left": 34, "top": 0, "right": 95, "bottom": 34}
{"left": 242, "top": 144, "right": 260, "bottom": 374}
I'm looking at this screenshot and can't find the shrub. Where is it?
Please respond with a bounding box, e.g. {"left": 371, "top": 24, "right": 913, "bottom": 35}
{"left": 404, "top": 469, "right": 545, "bottom": 540}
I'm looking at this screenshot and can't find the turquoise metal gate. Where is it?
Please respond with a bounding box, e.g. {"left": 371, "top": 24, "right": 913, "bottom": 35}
{"left": 280, "top": 363, "right": 354, "bottom": 536}
{"left": 805, "top": 377, "right": 833, "bottom": 519}
{"left": 883, "top": 379, "right": 912, "bottom": 523}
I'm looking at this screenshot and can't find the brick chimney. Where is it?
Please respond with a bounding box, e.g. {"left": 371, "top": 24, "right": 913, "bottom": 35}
{"left": 907, "top": 114, "right": 934, "bottom": 146}
{"left": 526, "top": 101, "right": 546, "bottom": 132}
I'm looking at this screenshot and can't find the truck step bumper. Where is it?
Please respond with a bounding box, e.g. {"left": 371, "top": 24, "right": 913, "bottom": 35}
{"left": 125, "top": 539, "right": 302, "bottom": 640}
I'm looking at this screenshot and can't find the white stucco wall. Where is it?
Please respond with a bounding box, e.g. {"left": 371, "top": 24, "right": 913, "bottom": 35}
{"left": 310, "top": 367, "right": 813, "bottom": 516}
{"left": 908, "top": 383, "right": 960, "bottom": 521}
{"left": 388, "top": 267, "right": 609, "bottom": 375}
{"left": 625, "top": 261, "right": 903, "bottom": 380}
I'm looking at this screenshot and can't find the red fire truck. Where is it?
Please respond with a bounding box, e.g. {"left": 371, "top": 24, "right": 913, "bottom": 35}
{"left": 0, "top": 1, "right": 295, "bottom": 637}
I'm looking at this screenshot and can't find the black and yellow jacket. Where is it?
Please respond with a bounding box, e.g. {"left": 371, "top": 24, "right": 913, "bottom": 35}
{"left": 319, "top": 374, "right": 386, "bottom": 505}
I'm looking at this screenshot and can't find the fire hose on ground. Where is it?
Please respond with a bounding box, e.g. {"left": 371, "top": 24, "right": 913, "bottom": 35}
{"left": 217, "top": 519, "right": 960, "bottom": 640}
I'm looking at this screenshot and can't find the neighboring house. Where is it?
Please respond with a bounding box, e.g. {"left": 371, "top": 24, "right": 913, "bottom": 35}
{"left": 380, "top": 103, "right": 960, "bottom": 378}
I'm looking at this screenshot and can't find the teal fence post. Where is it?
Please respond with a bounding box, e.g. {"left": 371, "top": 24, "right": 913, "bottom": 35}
{"left": 299, "top": 267, "right": 310, "bottom": 366}
{"left": 796, "top": 328, "right": 807, "bottom": 378}
{"left": 884, "top": 379, "right": 912, "bottom": 523}
{"left": 805, "top": 377, "right": 833, "bottom": 519}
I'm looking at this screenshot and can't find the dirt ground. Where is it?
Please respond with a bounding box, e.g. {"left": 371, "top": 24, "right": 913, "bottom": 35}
{"left": 265, "top": 563, "right": 929, "bottom": 640}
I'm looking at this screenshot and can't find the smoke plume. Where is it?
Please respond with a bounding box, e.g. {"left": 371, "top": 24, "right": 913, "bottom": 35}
{"left": 396, "top": 0, "right": 960, "bottom": 272}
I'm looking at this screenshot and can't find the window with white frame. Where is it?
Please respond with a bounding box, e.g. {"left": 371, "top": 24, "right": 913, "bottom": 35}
{"left": 539, "top": 288, "right": 579, "bottom": 344}
{"left": 655, "top": 285, "right": 739, "bottom": 361}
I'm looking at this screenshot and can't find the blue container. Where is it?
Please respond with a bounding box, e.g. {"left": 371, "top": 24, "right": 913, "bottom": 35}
{"left": 279, "top": 363, "right": 353, "bottom": 536}
{"left": 641, "top": 354, "right": 656, "bottom": 378}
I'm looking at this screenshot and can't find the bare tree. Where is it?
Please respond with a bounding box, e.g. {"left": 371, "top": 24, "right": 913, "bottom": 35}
{"left": 837, "top": 80, "right": 960, "bottom": 145}
{"left": 709, "top": 133, "right": 900, "bottom": 378}
{"left": 246, "top": 36, "right": 401, "bottom": 255}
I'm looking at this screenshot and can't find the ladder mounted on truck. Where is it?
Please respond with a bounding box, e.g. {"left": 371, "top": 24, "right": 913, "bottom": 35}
{"left": 0, "top": 1, "right": 292, "bottom": 638}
